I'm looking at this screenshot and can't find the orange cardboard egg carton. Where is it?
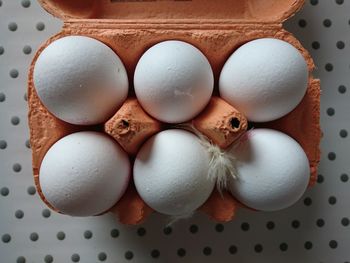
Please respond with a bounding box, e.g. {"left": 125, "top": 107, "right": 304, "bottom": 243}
{"left": 28, "top": 0, "right": 321, "bottom": 224}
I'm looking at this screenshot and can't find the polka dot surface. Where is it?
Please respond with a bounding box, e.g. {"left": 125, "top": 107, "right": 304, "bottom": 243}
{"left": 0, "top": 0, "right": 349, "bottom": 262}
{"left": 151, "top": 249, "right": 160, "bottom": 258}
{"left": 44, "top": 255, "right": 53, "bottom": 263}
{"left": 71, "top": 254, "right": 80, "bottom": 262}
{"left": 22, "top": 45, "right": 31, "bottom": 54}
{"left": 16, "top": 256, "right": 25, "bottom": 263}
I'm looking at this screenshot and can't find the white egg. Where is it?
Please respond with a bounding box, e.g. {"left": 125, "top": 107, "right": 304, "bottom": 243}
{"left": 134, "top": 40, "right": 214, "bottom": 123}
{"left": 228, "top": 129, "right": 310, "bottom": 211}
{"left": 219, "top": 38, "right": 308, "bottom": 122}
{"left": 33, "top": 36, "right": 128, "bottom": 125}
{"left": 39, "top": 131, "right": 130, "bottom": 216}
{"left": 133, "top": 129, "right": 215, "bottom": 216}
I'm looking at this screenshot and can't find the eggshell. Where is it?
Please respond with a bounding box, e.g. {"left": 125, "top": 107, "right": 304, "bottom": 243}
{"left": 228, "top": 128, "right": 310, "bottom": 211}
{"left": 33, "top": 36, "right": 128, "bottom": 125}
{"left": 134, "top": 40, "right": 214, "bottom": 123}
{"left": 39, "top": 131, "right": 130, "bottom": 216}
{"left": 133, "top": 129, "right": 215, "bottom": 216}
{"left": 219, "top": 38, "right": 308, "bottom": 122}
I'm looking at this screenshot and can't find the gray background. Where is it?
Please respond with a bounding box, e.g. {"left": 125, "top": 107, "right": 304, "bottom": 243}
{"left": 1, "top": 0, "right": 349, "bottom": 262}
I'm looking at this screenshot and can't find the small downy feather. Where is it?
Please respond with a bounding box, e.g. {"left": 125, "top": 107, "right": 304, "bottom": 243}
{"left": 174, "top": 123, "right": 239, "bottom": 195}
{"left": 166, "top": 211, "right": 195, "bottom": 227}
{"left": 166, "top": 124, "right": 244, "bottom": 224}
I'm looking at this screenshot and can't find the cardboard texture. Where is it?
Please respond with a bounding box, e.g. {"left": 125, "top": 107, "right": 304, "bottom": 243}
{"left": 28, "top": 0, "right": 321, "bottom": 224}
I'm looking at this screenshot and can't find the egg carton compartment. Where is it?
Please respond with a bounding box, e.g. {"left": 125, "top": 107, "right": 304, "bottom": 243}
{"left": 28, "top": 0, "right": 321, "bottom": 224}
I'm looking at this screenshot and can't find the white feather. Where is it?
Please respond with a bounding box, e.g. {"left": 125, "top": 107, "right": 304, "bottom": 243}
{"left": 166, "top": 211, "right": 195, "bottom": 227}
{"left": 174, "top": 123, "right": 239, "bottom": 195}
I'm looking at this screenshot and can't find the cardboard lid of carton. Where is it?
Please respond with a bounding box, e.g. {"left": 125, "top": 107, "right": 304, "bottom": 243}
{"left": 38, "top": 0, "right": 305, "bottom": 22}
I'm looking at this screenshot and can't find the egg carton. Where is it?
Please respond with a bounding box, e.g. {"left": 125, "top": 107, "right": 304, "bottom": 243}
{"left": 28, "top": 0, "right": 321, "bottom": 225}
